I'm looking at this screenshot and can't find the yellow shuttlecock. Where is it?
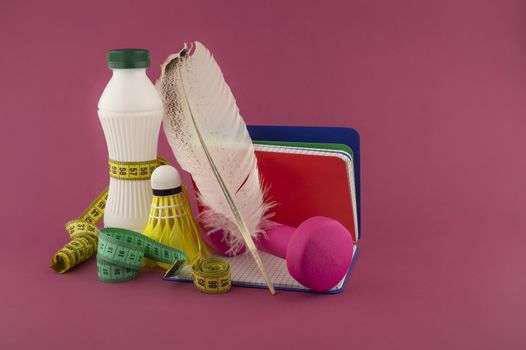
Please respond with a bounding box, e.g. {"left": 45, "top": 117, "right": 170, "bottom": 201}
{"left": 143, "top": 165, "right": 207, "bottom": 269}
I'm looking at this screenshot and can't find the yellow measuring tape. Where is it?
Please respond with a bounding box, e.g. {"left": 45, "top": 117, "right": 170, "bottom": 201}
{"left": 51, "top": 157, "right": 165, "bottom": 273}
{"left": 51, "top": 156, "right": 232, "bottom": 293}
{"left": 51, "top": 189, "right": 108, "bottom": 273}
{"left": 191, "top": 258, "right": 231, "bottom": 294}
{"left": 109, "top": 158, "right": 167, "bottom": 180}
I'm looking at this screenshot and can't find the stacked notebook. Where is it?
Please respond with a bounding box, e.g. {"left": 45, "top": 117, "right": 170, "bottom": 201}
{"left": 164, "top": 125, "right": 361, "bottom": 293}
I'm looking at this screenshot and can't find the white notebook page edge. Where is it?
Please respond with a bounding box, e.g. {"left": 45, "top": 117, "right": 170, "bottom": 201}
{"left": 166, "top": 245, "right": 357, "bottom": 293}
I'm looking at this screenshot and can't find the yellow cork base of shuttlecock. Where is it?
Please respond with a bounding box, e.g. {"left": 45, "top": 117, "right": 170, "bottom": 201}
{"left": 143, "top": 185, "right": 207, "bottom": 269}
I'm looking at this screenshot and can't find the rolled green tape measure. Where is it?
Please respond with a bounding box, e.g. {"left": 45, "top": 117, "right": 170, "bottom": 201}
{"left": 191, "top": 258, "right": 231, "bottom": 294}
{"left": 97, "top": 227, "right": 187, "bottom": 282}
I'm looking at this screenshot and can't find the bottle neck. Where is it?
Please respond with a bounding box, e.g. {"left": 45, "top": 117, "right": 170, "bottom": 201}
{"left": 111, "top": 68, "right": 148, "bottom": 78}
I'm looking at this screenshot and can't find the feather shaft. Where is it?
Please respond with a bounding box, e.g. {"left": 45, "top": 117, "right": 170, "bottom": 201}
{"left": 159, "top": 42, "right": 275, "bottom": 294}
{"left": 179, "top": 68, "right": 275, "bottom": 294}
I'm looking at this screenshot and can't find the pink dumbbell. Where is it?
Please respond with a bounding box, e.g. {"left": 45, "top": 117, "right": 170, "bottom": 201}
{"left": 206, "top": 216, "right": 354, "bottom": 292}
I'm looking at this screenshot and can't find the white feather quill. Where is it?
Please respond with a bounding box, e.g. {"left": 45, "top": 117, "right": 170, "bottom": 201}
{"left": 157, "top": 42, "right": 275, "bottom": 294}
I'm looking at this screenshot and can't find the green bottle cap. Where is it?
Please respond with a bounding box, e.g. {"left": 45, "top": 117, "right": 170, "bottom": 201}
{"left": 107, "top": 49, "right": 150, "bottom": 69}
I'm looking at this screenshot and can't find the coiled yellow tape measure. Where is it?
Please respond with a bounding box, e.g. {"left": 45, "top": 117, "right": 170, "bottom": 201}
{"left": 51, "top": 188, "right": 108, "bottom": 273}
{"left": 191, "top": 258, "right": 231, "bottom": 294}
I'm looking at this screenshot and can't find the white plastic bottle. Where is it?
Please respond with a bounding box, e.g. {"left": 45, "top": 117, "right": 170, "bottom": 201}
{"left": 98, "top": 49, "right": 163, "bottom": 232}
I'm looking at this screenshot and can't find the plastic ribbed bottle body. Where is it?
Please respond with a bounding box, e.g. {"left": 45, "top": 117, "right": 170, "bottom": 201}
{"left": 98, "top": 68, "right": 163, "bottom": 232}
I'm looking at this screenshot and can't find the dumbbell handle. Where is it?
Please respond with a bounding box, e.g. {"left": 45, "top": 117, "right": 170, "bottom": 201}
{"left": 203, "top": 221, "right": 294, "bottom": 257}
{"left": 254, "top": 224, "right": 295, "bottom": 258}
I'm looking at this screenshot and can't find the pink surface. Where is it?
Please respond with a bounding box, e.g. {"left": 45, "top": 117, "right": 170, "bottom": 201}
{"left": 1, "top": 0, "right": 526, "bottom": 349}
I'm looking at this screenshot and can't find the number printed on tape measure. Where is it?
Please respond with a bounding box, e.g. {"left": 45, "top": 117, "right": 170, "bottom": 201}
{"left": 51, "top": 188, "right": 108, "bottom": 274}
{"left": 108, "top": 158, "right": 165, "bottom": 180}
{"left": 96, "top": 228, "right": 187, "bottom": 283}
{"left": 191, "top": 258, "right": 231, "bottom": 294}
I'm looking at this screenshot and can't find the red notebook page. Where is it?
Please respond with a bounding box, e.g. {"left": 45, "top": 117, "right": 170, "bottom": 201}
{"left": 256, "top": 150, "right": 357, "bottom": 241}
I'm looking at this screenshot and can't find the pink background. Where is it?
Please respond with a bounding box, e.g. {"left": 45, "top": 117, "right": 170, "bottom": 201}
{"left": 1, "top": 0, "right": 525, "bottom": 348}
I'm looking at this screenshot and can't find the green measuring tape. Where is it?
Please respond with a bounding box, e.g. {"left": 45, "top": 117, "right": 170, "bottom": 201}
{"left": 97, "top": 227, "right": 187, "bottom": 282}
